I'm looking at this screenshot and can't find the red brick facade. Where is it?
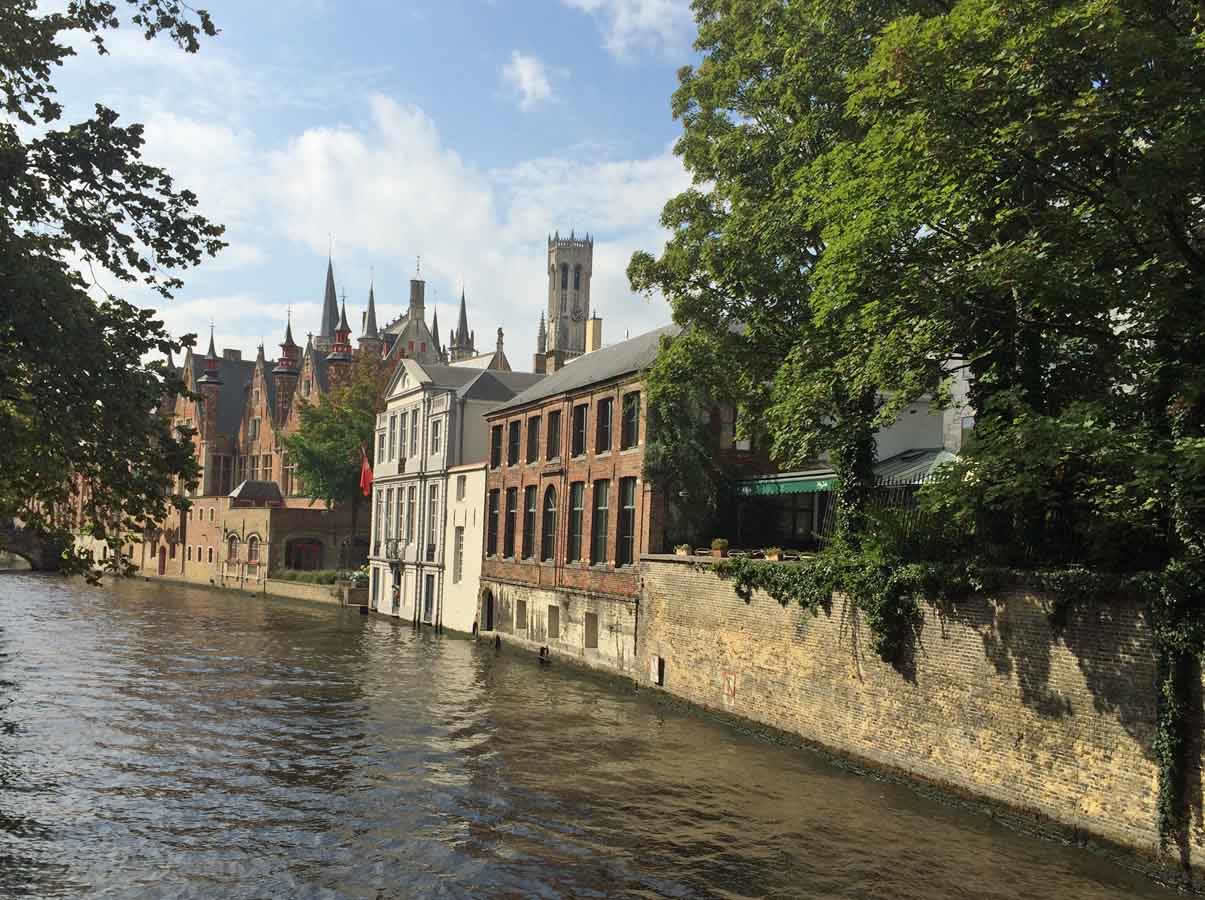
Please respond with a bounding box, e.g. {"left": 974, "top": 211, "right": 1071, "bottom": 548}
{"left": 480, "top": 372, "right": 661, "bottom": 603}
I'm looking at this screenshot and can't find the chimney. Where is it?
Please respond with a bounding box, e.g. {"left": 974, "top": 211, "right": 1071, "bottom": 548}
{"left": 222, "top": 349, "right": 242, "bottom": 361}
{"left": 585, "top": 316, "right": 602, "bottom": 353}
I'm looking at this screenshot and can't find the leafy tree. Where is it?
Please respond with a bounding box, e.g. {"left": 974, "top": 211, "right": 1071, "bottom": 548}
{"left": 282, "top": 353, "right": 391, "bottom": 561}
{"left": 1, "top": 0, "right": 224, "bottom": 572}
{"left": 629, "top": 0, "right": 941, "bottom": 541}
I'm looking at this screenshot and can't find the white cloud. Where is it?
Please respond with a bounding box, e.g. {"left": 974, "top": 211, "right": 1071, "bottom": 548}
{"left": 263, "top": 94, "right": 689, "bottom": 356}
{"left": 562, "top": 0, "right": 694, "bottom": 57}
{"left": 500, "top": 51, "right": 554, "bottom": 110}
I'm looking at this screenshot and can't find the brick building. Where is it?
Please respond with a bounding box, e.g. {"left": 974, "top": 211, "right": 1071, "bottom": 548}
{"left": 131, "top": 260, "right": 490, "bottom": 586}
{"left": 478, "top": 325, "right": 677, "bottom": 674}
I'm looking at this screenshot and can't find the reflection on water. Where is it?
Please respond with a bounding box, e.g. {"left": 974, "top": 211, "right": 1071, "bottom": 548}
{"left": 0, "top": 574, "right": 1177, "bottom": 898}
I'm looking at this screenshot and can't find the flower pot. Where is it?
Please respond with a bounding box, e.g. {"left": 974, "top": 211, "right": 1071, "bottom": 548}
{"left": 765, "top": 552, "right": 782, "bottom": 562}
{"left": 711, "top": 548, "right": 728, "bottom": 559}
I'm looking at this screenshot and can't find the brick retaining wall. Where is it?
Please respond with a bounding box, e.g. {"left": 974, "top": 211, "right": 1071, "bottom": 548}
{"left": 637, "top": 556, "right": 1204, "bottom": 869}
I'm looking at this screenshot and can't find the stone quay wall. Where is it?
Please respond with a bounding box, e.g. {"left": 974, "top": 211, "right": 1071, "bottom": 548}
{"left": 636, "top": 556, "right": 1204, "bottom": 868}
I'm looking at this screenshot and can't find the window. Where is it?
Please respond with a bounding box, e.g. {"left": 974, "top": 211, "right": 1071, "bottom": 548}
{"left": 453, "top": 526, "right": 464, "bottom": 583}
{"left": 377, "top": 430, "right": 386, "bottom": 462}
{"left": 571, "top": 404, "right": 587, "bottom": 457}
{"left": 490, "top": 425, "right": 503, "bottom": 468}
{"left": 719, "top": 404, "right": 736, "bottom": 450}
{"left": 541, "top": 486, "right": 557, "bottom": 562}
{"left": 406, "top": 486, "right": 417, "bottom": 542}
{"left": 516, "top": 598, "right": 527, "bottom": 630}
{"left": 388, "top": 414, "right": 397, "bottom": 460}
{"left": 618, "top": 477, "right": 637, "bottom": 566}
{"left": 526, "top": 416, "right": 540, "bottom": 463}
{"left": 560, "top": 262, "right": 568, "bottom": 289}
{"left": 507, "top": 421, "right": 520, "bottom": 466}
{"left": 374, "top": 490, "right": 383, "bottom": 550}
{"left": 548, "top": 604, "right": 560, "bottom": 640}
{"left": 282, "top": 452, "right": 296, "bottom": 496}
{"left": 456, "top": 474, "right": 466, "bottom": 501}
{"left": 573, "top": 264, "right": 581, "bottom": 290}
{"left": 385, "top": 488, "right": 394, "bottom": 540}
{"left": 621, "top": 392, "right": 640, "bottom": 449}
{"left": 503, "top": 487, "right": 517, "bottom": 557}
{"left": 170, "top": 543, "right": 177, "bottom": 559}
{"left": 250, "top": 417, "right": 260, "bottom": 440}
{"left": 196, "top": 545, "right": 202, "bottom": 561}
{"left": 394, "top": 487, "right": 403, "bottom": 538}
{"left": 596, "top": 397, "right": 613, "bottom": 453}
{"left": 431, "top": 419, "right": 442, "bottom": 455}
{"left": 303, "top": 379, "right": 311, "bottom": 397}
{"left": 207, "top": 547, "right": 213, "bottom": 563}
{"left": 410, "top": 410, "right": 418, "bottom": 456}
{"left": 247, "top": 536, "right": 260, "bottom": 563}
{"left": 546, "top": 410, "right": 561, "bottom": 460}
{"left": 187, "top": 545, "right": 193, "bottom": 561}
{"left": 209, "top": 507, "right": 215, "bottom": 522}
{"left": 427, "top": 485, "right": 439, "bottom": 561}
{"left": 522, "top": 486, "right": 537, "bottom": 559}
{"left": 591, "top": 480, "right": 609, "bottom": 564}
{"left": 399, "top": 412, "right": 408, "bottom": 456}
{"left": 584, "top": 612, "right": 599, "bottom": 649}
{"left": 487, "top": 490, "right": 500, "bottom": 556}
{"left": 568, "top": 482, "right": 585, "bottom": 562}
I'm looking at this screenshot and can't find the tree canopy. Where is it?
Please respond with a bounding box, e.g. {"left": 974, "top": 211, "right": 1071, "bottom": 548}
{"left": 632, "top": 0, "right": 1205, "bottom": 851}
{"left": 1, "top": 0, "right": 224, "bottom": 571}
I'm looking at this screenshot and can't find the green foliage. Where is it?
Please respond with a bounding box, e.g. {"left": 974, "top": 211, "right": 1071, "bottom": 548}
{"left": 271, "top": 569, "right": 339, "bottom": 585}
{"left": 282, "top": 353, "right": 388, "bottom": 510}
{"left": 1, "top": 0, "right": 223, "bottom": 574}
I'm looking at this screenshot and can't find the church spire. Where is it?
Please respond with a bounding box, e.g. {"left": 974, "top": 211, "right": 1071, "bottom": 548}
{"left": 362, "top": 281, "right": 379, "bottom": 339}
{"left": 317, "top": 257, "right": 339, "bottom": 348}
{"left": 431, "top": 306, "right": 440, "bottom": 353}
{"left": 197, "top": 324, "right": 221, "bottom": 384}
{"left": 537, "top": 311, "right": 546, "bottom": 354}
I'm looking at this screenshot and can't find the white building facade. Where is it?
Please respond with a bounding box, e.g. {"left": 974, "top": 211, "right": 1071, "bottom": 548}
{"left": 368, "top": 360, "right": 542, "bottom": 629}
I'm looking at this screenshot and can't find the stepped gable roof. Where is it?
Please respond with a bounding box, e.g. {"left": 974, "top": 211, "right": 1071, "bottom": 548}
{"left": 459, "top": 369, "right": 544, "bottom": 402}
{"left": 188, "top": 353, "right": 255, "bottom": 435}
{"left": 496, "top": 324, "right": 680, "bottom": 412}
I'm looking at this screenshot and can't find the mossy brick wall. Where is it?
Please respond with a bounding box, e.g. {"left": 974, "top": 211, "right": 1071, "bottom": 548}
{"left": 637, "top": 557, "right": 1205, "bottom": 864}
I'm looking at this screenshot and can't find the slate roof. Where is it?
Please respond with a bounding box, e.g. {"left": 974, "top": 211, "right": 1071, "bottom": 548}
{"left": 419, "top": 364, "right": 485, "bottom": 391}
{"left": 189, "top": 353, "right": 255, "bottom": 436}
{"left": 496, "top": 324, "right": 680, "bottom": 412}
{"left": 460, "top": 370, "right": 544, "bottom": 402}
{"left": 228, "top": 480, "right": 283, "bottom": 504}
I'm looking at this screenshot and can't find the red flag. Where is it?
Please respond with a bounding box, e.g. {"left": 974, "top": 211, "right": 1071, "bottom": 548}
{"left": 359, "top": 445, "right": 373, "bottom": 497}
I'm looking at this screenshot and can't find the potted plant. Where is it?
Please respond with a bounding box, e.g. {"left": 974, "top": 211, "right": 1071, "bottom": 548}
{"left": 674, "top": 543, "right": 692, "bottom": 557}
{"left": 710, "top": 538, "right": 729, "bottom": 559}
{"left": 764, "top": 546, "right": 783, "bottom": 562}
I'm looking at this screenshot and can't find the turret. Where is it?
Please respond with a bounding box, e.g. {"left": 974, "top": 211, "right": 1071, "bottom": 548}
{"left": 273, "top": 315, "right": 301, "bottom": 422}
{"left": 546, "top": 228, "right": 594, "bottom": 358}
{"left": 449, "top": 289, "right": 476, "bottom": 362}
{"left": 328, "top": 299, "right": 353, "bottom": 366}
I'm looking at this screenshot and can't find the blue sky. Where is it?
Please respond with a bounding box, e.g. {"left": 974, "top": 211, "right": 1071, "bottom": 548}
{"left": 52, "top": 0, "right": 698, "bottom": 363}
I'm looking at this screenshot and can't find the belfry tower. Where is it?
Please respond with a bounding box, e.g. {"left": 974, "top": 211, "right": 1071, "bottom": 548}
{"left": 546, "top": 230, "right": 592, "bottom": 356}
{"left": 535, "top": 230, "right": 601, "bottom": 373}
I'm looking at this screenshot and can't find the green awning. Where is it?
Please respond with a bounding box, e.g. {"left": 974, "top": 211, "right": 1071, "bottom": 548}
{"left": 736, "top": 475, "right": 837, "bottom": 496}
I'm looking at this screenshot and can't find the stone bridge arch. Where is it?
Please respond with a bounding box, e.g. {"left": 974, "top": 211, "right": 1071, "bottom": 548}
{"left": 0, "top": 519, "right": 67, "bottom": 571}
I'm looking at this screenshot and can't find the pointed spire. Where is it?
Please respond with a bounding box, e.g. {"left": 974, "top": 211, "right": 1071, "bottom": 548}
{"left": 198, "top": 324, "right": 222, "bottom": 384}
{"left": 337, "top": 298, "right": 351, "bottom": 334}
{"left": 362, "top": 282, "right": 379, "bottom": 339}
{"left": 431, "top": 306, "right": 440, "bottom": 351}
{"left": 276, "top": 312, "right": 300, "bottom": 375}
{"left": 282, "top": 308, "right": 298, "bottom": 349}
{"left": 318, "top": 257, "right": 339, "bottom": 341}
{"left": 537, "top": 311, "right": 546, "bottom": 354}
{"left": 456, "top": 289, "right": 470, "bottom": 345}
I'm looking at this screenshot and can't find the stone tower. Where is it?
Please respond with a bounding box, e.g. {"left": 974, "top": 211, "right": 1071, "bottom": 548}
{"left": 546, "top": 230, "right": 592, "bottom": 357}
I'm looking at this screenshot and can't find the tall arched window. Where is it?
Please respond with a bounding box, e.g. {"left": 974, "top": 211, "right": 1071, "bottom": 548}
{"left": 560, "top": 262, "right": 568, "bottom": 289}
{"left": 573, "top": 265, "right": 581, "bottom": 290}
{"left": 228, "top": 534, "right": 240, "bottom": 561}
{"left": 541, "top": 485, "right": 557, "bottom": 562}
{"left": 247, "top": 536, "right": 260, "bottom": 563}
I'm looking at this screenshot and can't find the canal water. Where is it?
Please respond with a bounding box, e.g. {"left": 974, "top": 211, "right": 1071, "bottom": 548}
{"left": 0, "top": 574, "right": 1180, "bottom": 899}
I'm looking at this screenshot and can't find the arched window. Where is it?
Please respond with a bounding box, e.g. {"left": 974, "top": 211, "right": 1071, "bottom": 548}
{"left": 560, "top": 262, "right": 568, "bottom": 289}
{"left": 187, "top": 545, "right": 192, "bottom": 561}
{"left": 207, "top": 547, "right": 213, "bottom": 564}
{"left": 228, "top": 534, "right": 240, "bottom": 561}
{"left": 209, "top": 508, "right": 215, "bottom": 522}
{"left": 247, "top": 536, "right": 260, "bottom": 563}
{"left": 573, "top": 265, "right": 581, "bottom": 290}
{"left": 541, "top": 485, "right": 557, "bottom": 562}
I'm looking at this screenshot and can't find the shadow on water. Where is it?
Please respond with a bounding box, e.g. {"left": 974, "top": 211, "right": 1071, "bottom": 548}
{"left": 0, "top": 573, "right": 1188, "bottom": 899}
